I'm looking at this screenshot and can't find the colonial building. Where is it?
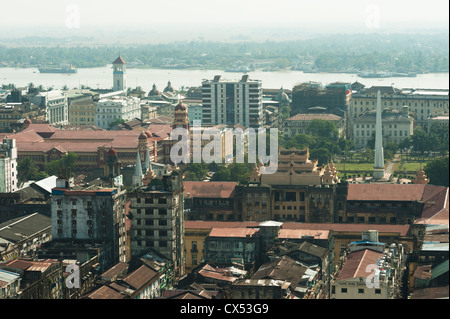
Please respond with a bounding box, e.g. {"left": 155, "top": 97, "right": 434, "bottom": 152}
{"left": 1, "top": 122, "right": 163, "bottom": 173}
{"left": 283, "top": 113, "right": 344, "bottom": 139}
{"left": 353, "top": 106, "right": 414, "bottom": 148}
{"left": 68, "top": 101, "right": 96, "bottom": 126}
{"left": 236, "top": 147, "right": 343, "bottom": 223}
{"left": 95, "top": 96, "right": 141, "bottom": 129}
{"left": 351, "top": 86, "right": 449, "bottom": 128}
{"left": 29, "top": 89, "right": 69, "bottom": 125}
{"left": 0, "top": 102, "right": 45, "bottom": 133}
{"left": 341, "top": 183, "right": 449, "bottom": 225}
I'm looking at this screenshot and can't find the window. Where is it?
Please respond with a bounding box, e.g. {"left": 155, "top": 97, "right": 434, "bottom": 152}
{"left": 358, "top": 289, "right": 365, "bottom": 294}
{"left": 159, "top": 220, "right": 167, "bottom": 226}
{"left": 341, "top": 288, "right": 347, "bottom": 293}
{"left": 375, "top": 289, "right": 382, "bottom": 294}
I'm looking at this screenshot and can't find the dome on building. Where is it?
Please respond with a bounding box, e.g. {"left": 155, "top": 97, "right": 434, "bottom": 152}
{"left": 164, "top": 81, "right": 175, "bottom": 93}
{"left": 138, "top": 132, "right": 147, "bottom": 140}
{"left": 148, "top": 83, "right": 160, "bottom": 97}
{"left": 145, "top": 131, "right": 153, "bottom": 138}
{"left": 175, "top": 102, "right": 187, "bottom": 111}
{"left": 107, "top": 146, "right": 117, "bottom": 156}
{"left": 24, "top": 118, "right": 32, "bottom": 125}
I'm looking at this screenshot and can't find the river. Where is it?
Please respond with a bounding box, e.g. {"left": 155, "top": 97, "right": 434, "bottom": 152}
{"left": 0, "top": 66, "right": 448, "bottom": 91}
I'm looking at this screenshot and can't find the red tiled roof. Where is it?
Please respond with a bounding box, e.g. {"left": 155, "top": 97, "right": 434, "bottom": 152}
{"left": 336, "top": 249, "right": 383, "bottom": 281}
{"left": 122, "top": 265, "right": 159, "bottom": 290}
{"left": 183, "top": 181, "right": 237, "bottom": 199}
{"left": 208, "top": 227, "right": 259, "bottom": 238}
{"left": 86, "top": 285, "right": 125, "bottom": 299}
{"left": 278, "top": 229, "right": 330, "bottom": 240}
{"left": 286, "top": 113, "right": 342, "bottom": 121}
{"left": 22, "top": 123, "right": 59, "bottom": 134}
{"left": 418, "top": 187, "right": 449, "bottom": 221}
{"left": 112, "top": 56, "right": 126, "bottom": 64}
{"left": 198, "top": 264, "right": 237, "bottom": 283}
{"left": 281, "top": 222, "right": 411, "bottom": 237}
{"left": 100, "top": 262, "right": 129, "bottom": 279}
{"left": 347, "top": 184, "right": 426, "bottom": 202}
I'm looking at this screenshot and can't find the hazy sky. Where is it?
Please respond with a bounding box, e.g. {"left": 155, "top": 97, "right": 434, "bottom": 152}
{"left": 0, "top": 0, "right": 448, "bottom": 41}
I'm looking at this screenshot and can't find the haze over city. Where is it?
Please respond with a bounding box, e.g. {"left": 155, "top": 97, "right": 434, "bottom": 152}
{"left": 0, "top": 0, "right": 448, "bottom": 43}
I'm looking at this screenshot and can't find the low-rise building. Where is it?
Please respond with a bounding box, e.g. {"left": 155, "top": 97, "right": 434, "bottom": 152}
{"left": 0, "top": 258, "right": 63, "bottom": 299}
{"left": 353, "top": 106, "right": 414, "bottom": 148}
{"left": 184, "top": 181, "right": 238, "bottom": 221}
{"left": 0, "top": 268, "right": 21, "bottom": 299}
{"left": 330, "top": 242, "right": 405, "bottom": 299}
{"left": 204, "top": 227, "right": 261, "bottom": 269}
{"left": 0, "top": 212, "right": 51, "bottom": 261}
{"left": 283, "top": 113, "right": 344, "bottom": 139}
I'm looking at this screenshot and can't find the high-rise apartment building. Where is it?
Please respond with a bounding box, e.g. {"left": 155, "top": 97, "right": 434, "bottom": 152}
{"left": 128, "top": 167, "right": 185, "bottom": 278}
{"left": 51, "top": 177, "right": 128, "bottom": 266}
{"left": 201, "top": 75, "right": 264, "bottom": 128}
{"left": 0, "top": 137, "right": 18, "bottom": 193}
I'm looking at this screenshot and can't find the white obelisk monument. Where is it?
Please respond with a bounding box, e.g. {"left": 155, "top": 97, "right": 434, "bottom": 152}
{"left": 373, "top": 90, "right": 385, "bottom": 180}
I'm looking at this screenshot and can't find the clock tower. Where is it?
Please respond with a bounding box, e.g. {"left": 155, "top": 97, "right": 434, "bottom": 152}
{"left": 112, "top": 56, "right": 127, "bottom": 92}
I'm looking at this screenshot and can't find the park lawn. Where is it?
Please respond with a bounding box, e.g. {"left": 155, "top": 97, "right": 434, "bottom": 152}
{"left": 395, "top": 161, "right": 430, "bottom": 173}
{"left": 334, "top": 163, "right": 375, "bottom": 172}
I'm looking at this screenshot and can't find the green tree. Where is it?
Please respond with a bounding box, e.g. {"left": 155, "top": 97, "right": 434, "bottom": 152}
{"left": 109, "top": 118, "right": 125, "bottom": 129}
{"left": 424, "top": 157, "right": 449, "bottom": 187}
{"left": 18, "top": 157, "right": 48, "bottom": 182}
{"left": 211, "top": 166, "right": 231, "bottom": 181}
{"left": 306, "top": 119, "right": 338, "bottom": 141}
{"left": 309, "top": 148, "right": 332, "bottom": 166}
{"left": 45, "top": 152, "right": 78, "bottom": 178}
{"left": 411, "top": 128, "right": 432, "bottom": 158}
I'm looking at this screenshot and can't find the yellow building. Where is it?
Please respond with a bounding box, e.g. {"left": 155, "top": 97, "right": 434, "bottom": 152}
{"left": 68, "top": 101, "right": 96, "bottom": 126}
{"left": 0, "top": 103, "right": 45, "bottom": 132}
{"left": 351, "top": 86, "right": 449, "bottom": 128}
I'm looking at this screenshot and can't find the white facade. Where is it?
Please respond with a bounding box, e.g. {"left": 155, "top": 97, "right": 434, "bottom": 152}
{"left": 113, "top": 60, "right": 127, "bottom": 92}
{"left": 202, "top": 75, "right": 264, "bottom": 128}
{"left": 353, "top": 106, "right": 414, "bottom": 148}
{"left": 0, "top": 138, "right": 18, "bottom": 193}
{"left": 31, "top": 90, "right": 68, "bottom": 125}
{"left": 95, "top": 96, "right": 141, "bottom": 129}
